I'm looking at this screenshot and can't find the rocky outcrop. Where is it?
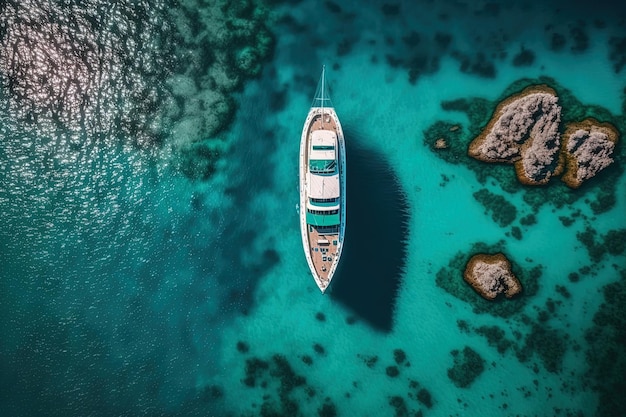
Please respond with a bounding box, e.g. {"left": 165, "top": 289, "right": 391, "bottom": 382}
{"left": 468, "top": 85, "right": 622, "bottom": 187}
{"left": 561, "top": 118, "right": 619, "bottom": 188}
{"left": 463, "top": 253, "right": 522, "bottom": 300}
{"left": 468, "top": 85, "right": 563, "bottom": 185}
{"left": 434, "top": 138, "right": 448, "bottom": 149}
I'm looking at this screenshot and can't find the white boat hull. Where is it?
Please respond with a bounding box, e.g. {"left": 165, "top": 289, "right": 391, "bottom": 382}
{"left": 299, "top": 106, "right": 346, "bottom": 293}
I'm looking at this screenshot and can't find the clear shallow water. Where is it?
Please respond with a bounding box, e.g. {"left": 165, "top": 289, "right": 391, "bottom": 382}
{"left": 1, "top": 1, "right": 625, "bottom": 416}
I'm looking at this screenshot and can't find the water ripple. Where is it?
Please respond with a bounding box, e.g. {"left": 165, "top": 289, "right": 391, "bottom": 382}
{"left": 0, "top": 0, "right": 178, "bottom": 263}
{"left": 0, "top": 0, "right": 173, "bottom": 148}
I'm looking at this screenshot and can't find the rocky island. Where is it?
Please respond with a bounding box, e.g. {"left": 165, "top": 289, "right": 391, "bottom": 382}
{"left": 467, "top": 85, "right": 621, "bottom": 188}
{"left": 561, "top": 118, "right": 619, "bottom": 188}
{"left": 463, "top": 253, "right": 522, "bottom": 300}
{"left": 468, "top": 85, "right": 563, "bottom": 185}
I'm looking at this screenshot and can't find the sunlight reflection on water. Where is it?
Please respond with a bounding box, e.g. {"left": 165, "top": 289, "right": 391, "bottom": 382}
{"left": 0, "top": 0, "right": 172, "bottom": 148}
{"left": 0, "top": 0, "right": 177, "bottom": 253}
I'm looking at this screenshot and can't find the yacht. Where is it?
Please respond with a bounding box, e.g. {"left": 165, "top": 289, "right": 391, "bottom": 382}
{"left": 299, "top": 66, "right": 346, "bottom": 293}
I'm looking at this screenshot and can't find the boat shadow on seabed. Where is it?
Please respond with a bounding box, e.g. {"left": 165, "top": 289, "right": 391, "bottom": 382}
{"left": 329, "top": 129, "right": 410, "bottom": 332}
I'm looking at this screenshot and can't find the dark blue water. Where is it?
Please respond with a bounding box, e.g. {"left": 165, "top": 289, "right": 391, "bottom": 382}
{"left": 1, "top": 1, "right": 626, "bottom": 416}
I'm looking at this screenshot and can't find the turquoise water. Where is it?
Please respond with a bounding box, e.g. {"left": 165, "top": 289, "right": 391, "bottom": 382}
{"left": 1, "top": 1, "right": 625, "bottom": 416}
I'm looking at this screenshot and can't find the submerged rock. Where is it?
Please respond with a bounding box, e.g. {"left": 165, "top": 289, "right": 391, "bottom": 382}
{"left": 468, "top": 85, "right": 563, "bottom": 185}
{"left": 386, "top": 365, "right": 400, "bottom": 377}
{"left": 434, "top": 138, "right": 448, "bottom": 149}
{"left": 561, "top": 118, "right": 619, "bottom": 188}
{"left": 463, "top": 253, "right": 522, "bottom": 300}
{"left": 447, "top": 346, "right": 485, "bottom": 388}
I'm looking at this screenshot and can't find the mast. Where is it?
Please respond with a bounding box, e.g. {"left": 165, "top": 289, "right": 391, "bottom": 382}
{"left": 321, "top": 65, "right": 325, "bottom": 128}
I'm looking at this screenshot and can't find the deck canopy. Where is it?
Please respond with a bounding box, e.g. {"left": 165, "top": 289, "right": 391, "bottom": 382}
{"left": 306, "top": 173, "right": 339, "bottom": 199}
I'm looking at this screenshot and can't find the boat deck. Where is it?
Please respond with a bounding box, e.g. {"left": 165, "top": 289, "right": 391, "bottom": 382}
{"left": 307, "top": 225, "right": 339, "bottom": 286}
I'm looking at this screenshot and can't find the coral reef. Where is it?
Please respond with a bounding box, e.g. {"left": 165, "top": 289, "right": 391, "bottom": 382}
{"left": 201, "top": 384, "right": 224, "bottom": 401}
{"left": 293, "top": 348, "right": 437, "bottom": 415}
{"left": 577, "top": 227, "right": 626, "bottom": 264}
{"left": 472, "top": 188, "right": 517, "bottom": 227}
{"left": 408, "top": 379, "right": 434, "bottom": 409}
{"left": 569, "top": 25, "right": 589, "bottom": 53}
{"left": 455, "top": 300, "right": 575, "bottom": 383}
{"left": 240, "top": 352, "right": 346, "bottom": 416}
{"left": 550, "top": 32, "right": 566, "bottom": 51}
{"left": 382, "top": 25, "right": 444, "bottom": 85}
{"left": 609, "top": 36, "right": 626, "bottom": 73}
{"left": 393, "top": 348, "right": 407, "bottom": 365}
{"left": 388, "top": 396, "right": 410, "bottom": 416}
{"left": 424, "top": 121, "right": 466, "bottom": 160}
{"left": 416, "top": 388, "right": 433, "bottom": 409}
{"left": 176, "top": 142, "right": 224, "bottom": 181}
{"left": 512, "top": 46, "right": 535, "bottom": 67}
{"left": 475, "top": 325, "right": 513, "bottom": 354}
{"left": 166, "top": 0, "right": 276, "bottom": 179}
{"left": 468, "top": 85, "right": 563, "bottom": 185}
{"left": 452, "top": 51, "right": 496, "bottom": 78}
{"left": 584, "top": 269, "right": 626, "bottom": 417}
{"left": 510, "top": 226, "right": 522, "bottom": 240}
{"left": 576, "top": 226, "right": 605, "bottom": 263}
{"left": 519, "top": 215, "right": 536, "bottom": 227}
{"left": 447, "top": 346, "right": 485, "bottom": 388}
{"left": 386, "top": 366, "right": 400, "bottom": 377}
{"left": 561, "top": 118, "right": 619, "bottom": 188}
{"left": 516, "top": 323, "right": 568, "bottom": 373}
{"left": 463, "top": 253, "right": 522, "bottom": 300}
{"left": 605, "top": 229, "right": 626, "bottom": 255}
{"left": 313, "top": 343, "right": 326, "bottom": 355}
{"left": 237, "top": 341, "right": 250, "bottom": 353}
{"left": 358, "top": 354, "right": 378, "bottom": 368}
{"left": 318, "top": 400, "right": 338, "bottom": 417}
